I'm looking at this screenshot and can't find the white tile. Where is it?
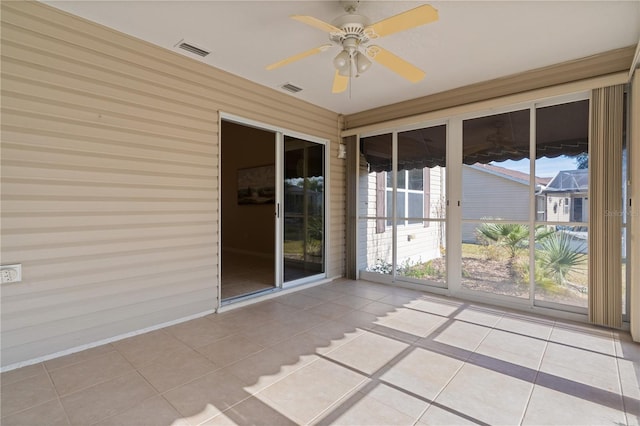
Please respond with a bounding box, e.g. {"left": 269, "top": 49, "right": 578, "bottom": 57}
{"left": 522, "top": 384, "right": 626, "bottom": 425}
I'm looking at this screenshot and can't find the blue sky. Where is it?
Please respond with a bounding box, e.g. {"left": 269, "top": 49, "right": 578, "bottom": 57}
{"left": 491, "top": 156, "right": 579, "bottom": 178}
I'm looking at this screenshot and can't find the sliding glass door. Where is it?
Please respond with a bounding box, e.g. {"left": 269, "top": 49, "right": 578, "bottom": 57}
{"left": 282, "top": 135, "right": 325, "bottom": 285}
{"left": 460, "top": 108, "right": 531, "bottom": 300}
{"left": 533, "top": 100, "right": 589, "bottom": 309}
{"left": 220, "top": 114, "right": 327, "bottom": 303}
{"left": 358, "top": 123, "right": 447, "bottom": 288}
{"left": 355, "top": 95, "right": 594, "bottom": 314}
{"left": 458, "top": 100, "right": 590, "bottom": 310}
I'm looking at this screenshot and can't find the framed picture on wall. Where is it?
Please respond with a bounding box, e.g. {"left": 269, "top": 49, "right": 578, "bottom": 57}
{"left": 237, "top": 164, "right": 276, "bottom": 205}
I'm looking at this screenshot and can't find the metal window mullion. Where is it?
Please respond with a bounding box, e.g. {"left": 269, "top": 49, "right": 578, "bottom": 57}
{"left": 392, "top": 131, "right": 398, "bottom": 281}
{"left": 529, "top": 106, "right": 537, "bottom": 306}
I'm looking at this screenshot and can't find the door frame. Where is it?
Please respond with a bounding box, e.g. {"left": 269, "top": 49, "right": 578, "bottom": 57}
{"left": 218, "top": 112, "right": 329, "bottom": 307}
{"left": 356, "top": 118, "right": 450, "bottom": 291}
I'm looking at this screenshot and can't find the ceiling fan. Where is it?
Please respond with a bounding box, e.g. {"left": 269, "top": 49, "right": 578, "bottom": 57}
{"left": 266, "top": 1, "right": 438, "bottom": 94}
{"left": 486, "top": 121, "right": 521, "bottom": 155}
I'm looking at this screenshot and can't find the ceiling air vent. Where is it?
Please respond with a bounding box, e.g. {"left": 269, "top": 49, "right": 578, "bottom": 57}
{"left": 175, "top": 40, "right": 210, "bottom": 57}
{"left": 281, "top": 83, "right": 303, "bottom": 93}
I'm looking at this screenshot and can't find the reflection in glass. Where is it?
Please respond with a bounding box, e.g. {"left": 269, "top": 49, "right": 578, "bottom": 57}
{"left": 358, "top": 126, "right": 447, "bottom": 285}
{"left": 463, "top": 109, "right": 530, "bottom": 222}
{"left": 359, "top": 134, "right": 393, "bottom": 275}
{"left": 461, "top": 110, "right": 530, "bottom": 297}
{"left": 394, "top": 125, "right": 447, "bottom": 286}
{"left": 283, "top": 137, "right": 324, "bottom": 282}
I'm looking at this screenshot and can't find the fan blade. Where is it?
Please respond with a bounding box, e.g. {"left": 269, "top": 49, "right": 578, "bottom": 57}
{"left": 332, "top": 70, "right": 348, "bottom": 93}
{"left": 266, "top": 44, "right": 332, "bottom": 70}
{"left": 291, "top": 15, "right": 342, "bottom": 33}
{"left": 366, "top": 4, "right": 438, "bottom": 38}
{"left": 367, "top": 46, "right": 425, "bottom": 83}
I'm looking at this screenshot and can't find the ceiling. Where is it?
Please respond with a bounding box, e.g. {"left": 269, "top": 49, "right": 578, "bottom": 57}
{"left": 43, "top": 1, "right": 640, "bottom": 115}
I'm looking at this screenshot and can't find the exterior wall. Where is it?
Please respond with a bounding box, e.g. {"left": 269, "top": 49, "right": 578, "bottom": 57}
{"left": 358, "top": 166, "right": 443, "bottom": 272}
{"left": 462, "top": 166, "right": 529, "bottom": 242}
{"left": 545, "top": 194, "right": 589, "bottom": 223}
{"left": 0, "top": 2, "right": 341, "bottom": 368}
{"left": 546, "top": 195, "right": 572, "bottom": 222}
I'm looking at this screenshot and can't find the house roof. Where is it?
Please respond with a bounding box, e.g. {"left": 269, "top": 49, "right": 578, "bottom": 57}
{"left": 542, "top": 169, "right": 589, "bottom": 193}
{"left": 470, "top": 163, "right": 551, "bottom": 186}
{"left": 42, "top": 1, "right": 640, "bottom": 115}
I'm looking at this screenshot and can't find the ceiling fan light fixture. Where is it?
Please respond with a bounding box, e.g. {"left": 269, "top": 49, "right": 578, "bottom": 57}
{"left": 269, "top": 3, "right": 438, "bottom": 93}
{"left": 333, "top": 50, "right": 350, "bottom": 70}
{"left": 355, "top": 51, "right": 372, "bottom": 74}
{"left": 337, "top": 63, "right": 355, "bottom": 77}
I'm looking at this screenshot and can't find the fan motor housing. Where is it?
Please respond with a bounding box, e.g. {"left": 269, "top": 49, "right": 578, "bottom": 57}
{"left": 331, "top": 13, "right": 370, "bottom": 44}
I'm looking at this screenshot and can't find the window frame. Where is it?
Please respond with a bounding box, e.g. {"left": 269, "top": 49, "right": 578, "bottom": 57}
{"left": 385, "top": 169, "right": 426, "bottom": 227}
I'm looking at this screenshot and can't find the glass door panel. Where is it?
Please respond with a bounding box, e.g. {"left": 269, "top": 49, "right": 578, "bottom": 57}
{"left": 395, "top": 125, "right": 447, "bottom": 286}
{"left": 623, "top": 137, "right": 629, "bottom": 318}
{"left": 358, "top": 133, "right": 393, "bottom": 277}
{"left": 358, "top": 125, "right": 447, "bottom": 287}
{"left": 534, "top": 100, "right": 589, "bottom": 308}
{"left": 461, "top": 109, "right": 530, "bottom": 298}
{"left": 283, "top": 136, "right": 325, "bottom": 283}
{"left": 361, "top": 219, "right": 394, "bottom": 275}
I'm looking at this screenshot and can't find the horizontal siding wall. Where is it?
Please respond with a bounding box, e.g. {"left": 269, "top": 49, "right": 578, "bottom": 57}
{"left": 461, "top": 167, "right": 530, "bottom": 242}
{"left": 0, "top": 1, "right": 341, "bottom": 367}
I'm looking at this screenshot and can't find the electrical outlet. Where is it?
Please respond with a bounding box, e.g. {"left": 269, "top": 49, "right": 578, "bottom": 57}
{"left": 1, "top": 264, "right": 22, "bottom": 284}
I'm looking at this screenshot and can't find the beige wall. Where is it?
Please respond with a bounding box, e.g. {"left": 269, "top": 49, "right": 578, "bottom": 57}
{"left": 221, "top": 121, "right": 276, "bottom": 257}
{"left": 0, "top": 2, "right": 341, "bottom": 368}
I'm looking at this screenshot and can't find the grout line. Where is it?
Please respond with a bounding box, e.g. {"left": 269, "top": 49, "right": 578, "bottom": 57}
{"left": 48, "top": 353, "right": 138, "bottom": 399}
{"left": 89, "top": 394, "right": 161, "bottom": 426}
{"left": 196, "top": 355, "right": 328, "bottom": 425}
{"left": 0, "top": 379, "right": 62, "bottom": 423}
{"left": 44, "top": 362, "right": 73, "bottom": 426}
{"left": 517, "top": 321, "right": 553, "bottom": 425}
{"left": 289, "top": 375, "right": 371, "bottom": 426}
{"left": 42, "top": 344, "right": 117, "bottom": 373}
{"left": 613, "top": 336, "right": 631, "bottom": 426}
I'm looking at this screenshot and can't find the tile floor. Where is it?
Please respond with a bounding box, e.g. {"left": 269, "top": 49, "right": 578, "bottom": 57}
{"left": 1, "top": 279, "right": 638, "bottom": 426}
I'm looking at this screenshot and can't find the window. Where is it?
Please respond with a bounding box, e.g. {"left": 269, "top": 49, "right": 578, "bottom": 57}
{"left": 536, "top": 195, "right": 546, "bottom": 221}
{"left": 386, "top": 169, "right": 424, "bottom": 226}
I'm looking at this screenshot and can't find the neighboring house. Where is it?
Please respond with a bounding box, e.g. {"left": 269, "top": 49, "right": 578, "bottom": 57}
{"left": 358, "top": 165, "right": 445, "bottom": 272}
{"left": 462, "top": 163, "right": 549, "bottom": 242}
{"left": 538, "top": 169, "right": 589, "bottom": 223}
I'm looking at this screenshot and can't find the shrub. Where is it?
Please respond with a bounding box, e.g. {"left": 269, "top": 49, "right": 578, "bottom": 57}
{"left": 476, "top": 223, "right": 529, "bottom": 259}
{"left": 537, "top": 232, "right": 586, "bottom": 285}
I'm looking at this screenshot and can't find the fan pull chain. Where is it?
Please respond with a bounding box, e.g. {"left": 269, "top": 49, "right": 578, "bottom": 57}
{"left": 349, "top": 51, "right": 353, "bottom": 100}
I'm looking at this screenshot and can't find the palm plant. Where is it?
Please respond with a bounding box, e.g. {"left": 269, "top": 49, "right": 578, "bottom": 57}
{"left": 537, "top": 231, "right": 586, "bottom": 285}
{"left": 477, "top": 223, "right": 555, "bottom": 259}
{"left": 477, "top": 223, "right": 529, "bottom": 259}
